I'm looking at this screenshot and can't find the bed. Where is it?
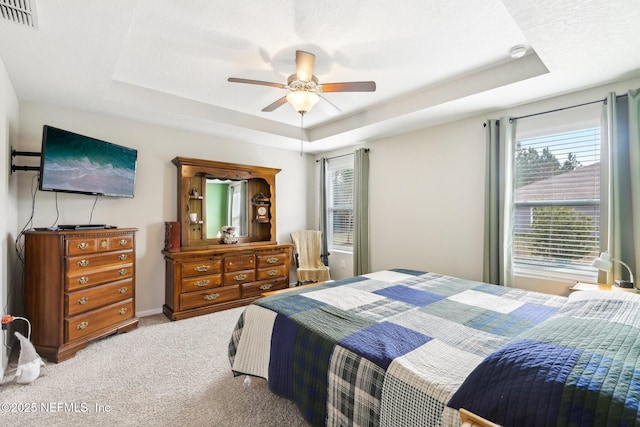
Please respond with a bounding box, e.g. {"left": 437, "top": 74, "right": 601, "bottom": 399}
{"left": 228, "top": 269, "right": 640, "bottom": 426}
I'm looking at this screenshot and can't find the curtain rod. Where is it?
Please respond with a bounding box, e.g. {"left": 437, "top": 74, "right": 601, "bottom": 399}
{"left": 512, "top": 92, "right": 631, "bottom": 121}
{"left": 316, "top": 148, "right": 369, "bottom": 162}
{"left": 511, "top": 98, "right": 605, "bottom": 121}
{"left": 483, "top": 92, "right": 629, "bottom": 127}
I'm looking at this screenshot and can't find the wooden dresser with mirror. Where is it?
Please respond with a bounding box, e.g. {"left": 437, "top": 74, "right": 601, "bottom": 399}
{"left": 163, "top": 157, "right": 292, "bottom": 320}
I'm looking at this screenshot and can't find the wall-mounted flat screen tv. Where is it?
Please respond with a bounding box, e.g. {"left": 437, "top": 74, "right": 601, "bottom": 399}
{"left": 39, "top": 125, "right": 138, "bottom": 198}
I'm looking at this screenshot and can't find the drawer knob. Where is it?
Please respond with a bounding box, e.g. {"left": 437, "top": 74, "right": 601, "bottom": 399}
{"left": 118, "top": 308, "right": 128, "bottom": 315}
{"left": 76, "top": 321, "right": 89, "bottom": 330}
{"left": 119, "top": 268, "right": 127, "bottom": 275}
{"left": 234, "top": 274, "right": 247, "bottom": 281}
{"left": 119, "top": 254, "right": 128, "bottom": 261}
{"left": 267, "top": 270, "right": 278, "bottom": 276}
{"left": 259, "top": 284, "right": 272, "bottom": 290}
{"left": 77, "top": 276, "right": 89, "bottom": 285}
{"left": 77, "top": 242, "right": 89, "bottom": 250}
{"left": 266, "top": 257, "right": 278, "bottom": 264}
{"left": 77, "top": 259, "right": 89, "bottom": 267}
{"left": 77, "top": 296, "right": 89, "bottom": 305}
{"left": 100, "top": 240, "right": 108, "bottom": 248}
{"left": 195, "top": 279, "right": 210, "bottom": 287}
{"left": 194, "top": 265, "right": 210, "bottom": 272}
{"left": 203, "top": 293, "right": 220, "bottom": 301}
{"left": 118, "top": 239, "right": 128, "bottom": 246}
{"left": 118, "top": 286, "right": 128, "bottom": 293}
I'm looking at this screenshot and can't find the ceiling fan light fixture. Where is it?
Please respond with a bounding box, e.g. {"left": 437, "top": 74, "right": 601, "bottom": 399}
{"left": 228, "top": 50, "right": 375, "bottom": 115}
{"left": 286, "top": 91, "right": 319, "bottom": 113}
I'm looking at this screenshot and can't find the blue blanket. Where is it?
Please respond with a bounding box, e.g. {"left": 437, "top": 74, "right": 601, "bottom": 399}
{"left": 229, "top": 269, "right": 567, "bottom": 426}
{"left": 448, "top": 290, "right": 640, "bottom": 426}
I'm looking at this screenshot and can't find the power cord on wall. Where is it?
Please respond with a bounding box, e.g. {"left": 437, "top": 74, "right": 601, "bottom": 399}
{"left": 3, "top": 173, "right": 39, "bottom": 382}
{"left": 89, "top": 194, "right": 100, "bottom": 224}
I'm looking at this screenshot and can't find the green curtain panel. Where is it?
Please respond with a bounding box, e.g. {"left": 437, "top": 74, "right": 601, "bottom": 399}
{"left": 319, "top": 157, "right": 329, "bottom": 266}
{"left": 353, "top": 148, "right": 370, "bottom": 275}
{"left": 483, "top": 117, "right": 516, "bottom": 286}
{"left": 602, "top": 89, "right": 640, "bottom": 284}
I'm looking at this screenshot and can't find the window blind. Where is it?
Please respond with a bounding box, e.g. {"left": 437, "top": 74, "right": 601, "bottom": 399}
{"left": 513, "top": 127, "right": 600, "bottom": 279}
{"left": 327, "top": 158, "right": 354, "bottom": 251}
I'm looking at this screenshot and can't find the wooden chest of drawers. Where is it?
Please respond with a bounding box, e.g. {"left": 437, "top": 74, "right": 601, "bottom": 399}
{"left": 163, "top": 243, "right": 292, "bottom": 320}
{"left": 24, "top": 229, "right": 139, "bottom": 362}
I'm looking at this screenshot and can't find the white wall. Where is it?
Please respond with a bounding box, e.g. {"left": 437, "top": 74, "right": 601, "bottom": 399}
{"left": 368, "top": 119, "right": 486, "bottom": 280}
{"left": 322, "top": 76, "right": 640, "bottom": 295}
{"left": 16, "top": 102, "right": 311, "bottom": 316}
{"left": 0, "top": 56, "right": 19, "bottom": 372}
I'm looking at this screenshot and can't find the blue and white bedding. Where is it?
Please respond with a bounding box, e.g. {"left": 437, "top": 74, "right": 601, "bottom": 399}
{"left": 449, "top": 289, "right": 640, "bottom": 426}
{"left": 228, "top": 269, "right": 640, "bottom": 426}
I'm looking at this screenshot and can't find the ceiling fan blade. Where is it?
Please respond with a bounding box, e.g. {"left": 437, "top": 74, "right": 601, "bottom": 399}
{"left": 228, "top": 77, "right": 286, "bottom": 89}
{"left": 295, "top": 50, "right": 315, "bottom": 83}
{"left": 319, "top": 81, "right": 376, "bottom": 92}
{"left": 318, "top": 94, "right": 341, "bottom": 116}
{"left": 262, "top": 96, "right": 288, "bottom": 112}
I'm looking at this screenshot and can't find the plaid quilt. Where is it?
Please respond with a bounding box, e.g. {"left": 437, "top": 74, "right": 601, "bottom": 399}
{"left": 229, "top": 269, "right": 566, "bottom": 426}
{"left": 448, "top": 290, "right": 640, "bottom": 426}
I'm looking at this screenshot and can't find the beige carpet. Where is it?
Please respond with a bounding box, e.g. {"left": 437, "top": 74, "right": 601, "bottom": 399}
{"left": 0, "top": 307, "right": 309, "bottom": 427}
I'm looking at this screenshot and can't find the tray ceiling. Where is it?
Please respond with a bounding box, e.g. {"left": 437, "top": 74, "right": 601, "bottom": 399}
{"left": 0, "top": 0, "right": 639, "bottom": 153}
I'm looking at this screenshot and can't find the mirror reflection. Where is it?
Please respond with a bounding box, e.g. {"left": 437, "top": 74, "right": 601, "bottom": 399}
{"left": 205, "top": 178, "right": 248, "bottom": 238}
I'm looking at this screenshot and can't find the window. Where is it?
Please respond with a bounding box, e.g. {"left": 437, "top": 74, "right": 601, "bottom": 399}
{"left": 327, "top": 156, "right": 354, "bottom": 252}
{"left": 513, "top": 125, "right": 601, "bottom": 281}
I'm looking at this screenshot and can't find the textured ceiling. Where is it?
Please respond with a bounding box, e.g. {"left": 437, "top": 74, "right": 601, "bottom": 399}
{"left": 1, "top": 0, "right": 639, "bottom": 153}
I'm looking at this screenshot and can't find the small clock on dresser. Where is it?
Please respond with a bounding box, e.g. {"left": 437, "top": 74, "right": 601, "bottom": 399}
{"left": 252, "top": 192, "right": 270, "bottom": 223}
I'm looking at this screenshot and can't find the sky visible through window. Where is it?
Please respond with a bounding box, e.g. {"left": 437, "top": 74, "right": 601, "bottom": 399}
{"left": 517, "top": 127, "right": 600, "bottom": 168}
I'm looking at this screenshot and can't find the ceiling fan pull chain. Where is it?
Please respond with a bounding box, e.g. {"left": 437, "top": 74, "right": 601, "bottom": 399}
{"left": 300, "top": 112, "right": 304, "bottom": 157}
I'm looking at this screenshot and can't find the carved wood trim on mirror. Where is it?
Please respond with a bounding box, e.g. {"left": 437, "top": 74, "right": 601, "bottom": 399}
{"left": 172, "top": 157, "right": 281, "bottom": 249}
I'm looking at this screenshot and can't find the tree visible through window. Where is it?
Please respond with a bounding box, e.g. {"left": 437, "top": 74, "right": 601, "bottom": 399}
{"left": 513, "top": 127, "right": 601, "bottom": 280}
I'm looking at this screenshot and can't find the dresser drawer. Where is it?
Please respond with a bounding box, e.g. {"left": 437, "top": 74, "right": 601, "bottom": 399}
{"left": 257, "top": 264, "right": 288, "bottom": 281}
{"left": 65, "top": 299, "right": 134, "bottom": 342}
{"left": 67, "top": 250, "right": 133, "bottom": 275}
{"left": 256, "top": 252, "right": 287, "bottom": 267}
{"left": 224, "top": 269, "right": 255, "bottom": 285}
{"left": 66, "top": 279, "right": 133, "bottom": 317}
{"left": 182, "top": 259, "right": 222, "bottom": 277}
{"left": 181, "top": 274, "right": 222, "bottom": 293}
{"left": 110, "top": 235, "right": 134, "bottom": 250}
{"left": 66, "top": 237, "right": 98, "bottom": 256}
{"left": 224, "top": 254, "right": 255, "bottom": 272}
{"left": 65, "top": 235, "right": 133, "bottom": 256}
{"left": 66, "top": 263, "right": 133, "bottom": 291}
{"left": 242, "top": 277, "right": 288, "bottom": 298}
{"left": 179, "top": 286, "right": 240, "bottom": 310}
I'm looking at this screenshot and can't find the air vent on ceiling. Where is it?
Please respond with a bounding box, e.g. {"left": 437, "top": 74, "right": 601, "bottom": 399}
{"left": 0, "top": 0, "right": 38, "bottom": 29}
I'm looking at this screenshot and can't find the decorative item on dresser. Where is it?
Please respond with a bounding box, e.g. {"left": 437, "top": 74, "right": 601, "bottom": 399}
{"left": 24, "top": 228, "right": 139, "bottom": 363}
{"left": 163, "top": 157, "right": 292, "bottom": 320}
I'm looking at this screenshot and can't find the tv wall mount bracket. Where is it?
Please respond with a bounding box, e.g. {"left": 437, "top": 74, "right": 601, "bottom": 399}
{"left": 10, "top": 146, "right": 40, "bottom": 174}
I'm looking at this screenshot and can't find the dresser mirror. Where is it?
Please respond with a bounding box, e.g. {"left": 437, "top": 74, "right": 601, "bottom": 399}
{"left": 205, "top": 178, "right": 248, "bottom": 238}
{"left": 172, "top": 157, "right": 280, "bottom": 248}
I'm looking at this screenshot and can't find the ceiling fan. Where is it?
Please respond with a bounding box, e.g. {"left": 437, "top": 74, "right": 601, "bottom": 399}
{"left": 228, "top": 50, "right": 376, "bottom": 115}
